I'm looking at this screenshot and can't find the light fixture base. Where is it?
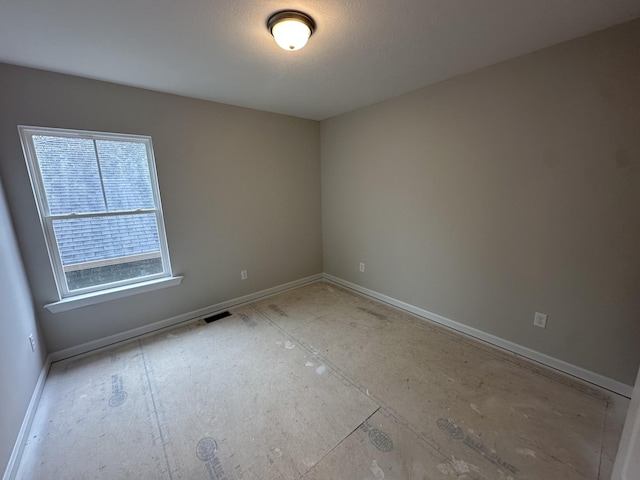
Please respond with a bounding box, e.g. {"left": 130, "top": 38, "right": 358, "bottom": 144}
{"left": 267, "top": 11, "right": 316, "bottom": 36}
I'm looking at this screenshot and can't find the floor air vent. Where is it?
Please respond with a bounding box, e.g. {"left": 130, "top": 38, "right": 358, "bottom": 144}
{"left": 203, "top": 311, "right": 232, "bottom": 323}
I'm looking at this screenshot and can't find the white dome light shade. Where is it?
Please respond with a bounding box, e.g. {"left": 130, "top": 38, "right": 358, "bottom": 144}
{"left": 272, "top": 19, "right": 310, "bottom": 50}
{"left": 268, "top": 11, "right": 315, "bottom": 51}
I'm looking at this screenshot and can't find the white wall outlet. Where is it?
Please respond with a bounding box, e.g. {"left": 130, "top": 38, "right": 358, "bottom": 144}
{"left": 359, "top": 262, "right": 365, "bottom": 273}
{"left": 533, "top": 312, "right": 548, "bottom": 329}
{"left": 241, "top": 270, "right": 248, "bottom": 280}
{"left": 28, "top": 333, "right": 35, "bottom": 352}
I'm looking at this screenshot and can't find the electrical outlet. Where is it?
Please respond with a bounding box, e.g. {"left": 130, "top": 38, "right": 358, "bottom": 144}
{"left": 533, "top": 312, "right": 547, "bottom": 329}
{"left": 359, "top": 262, "right": 365, "bottom": 273}
{"left": 28, "top": 333, "right": 35, "bottom": 352}
{"left": 241, "top": 270, "right": 248, "bottom": 280}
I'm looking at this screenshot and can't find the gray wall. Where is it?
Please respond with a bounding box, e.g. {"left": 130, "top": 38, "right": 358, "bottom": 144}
{"left": 0, "top": 63, "right": 322, "bottom": 353}
{"left": 0, "top": 178, "right": 47, "bottom": 475}
{"left": 321, "top": 20, "right": 640, "bottom": 386}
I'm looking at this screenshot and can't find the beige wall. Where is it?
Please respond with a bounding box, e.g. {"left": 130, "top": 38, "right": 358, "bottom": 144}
{"left": 0, "top": 178, "right": 47, "bottom": 475}
{"left": 0, "top": 63, "right": 322, "bottom": 353}
{"left": 1, "top": 20, "right": 639, "bottom": 388}
{"left": 321, "top": 20, "right": 640, "bottom": 386}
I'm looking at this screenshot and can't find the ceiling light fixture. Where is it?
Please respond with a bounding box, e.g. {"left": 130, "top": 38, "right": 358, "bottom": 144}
{"left": 267, "top": 10, "right": 315, "bottom": 51}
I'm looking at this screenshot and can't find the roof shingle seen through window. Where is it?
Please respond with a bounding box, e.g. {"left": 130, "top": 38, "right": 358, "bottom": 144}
{"left": 34, "top": 136, "right": 160, "bottom": 266}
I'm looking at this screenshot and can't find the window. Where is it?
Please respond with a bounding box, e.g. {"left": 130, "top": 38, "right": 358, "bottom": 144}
{"left": 19, "top": 126, "right": 174, "bottom": 301}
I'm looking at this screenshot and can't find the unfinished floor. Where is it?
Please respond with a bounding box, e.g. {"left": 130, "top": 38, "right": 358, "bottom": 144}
{"left": 16, "top": 281, "right": 628, "bottom": 480}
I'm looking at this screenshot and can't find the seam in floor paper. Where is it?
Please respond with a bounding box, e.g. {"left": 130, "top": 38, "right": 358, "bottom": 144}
{"left": 300, "top": 408, "right": 381, "bottom": 479}
{"left": 139, "top": 338, "right": 175, "bottom": 480}
{"left": 249, "top": 303, "right": 451, "bottom": 464}
{"left": 596, "top": 400, "right": 610, "bottom": 480}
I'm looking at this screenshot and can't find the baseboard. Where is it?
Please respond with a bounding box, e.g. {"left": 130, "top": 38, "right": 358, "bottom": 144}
{"left": 6, "top": 275, "right": 322, "bottom": 478}
{"left": 50, "top": 274, "right": 323, "bottom": 362}
{"left": 323, "top": 274, "right": 633, "bottom": 398}
{"left": 8, "top": 272, "right": 631, "bottom": 480}
{"left": 3, "top": 355, "right": 52, "bottom": 480}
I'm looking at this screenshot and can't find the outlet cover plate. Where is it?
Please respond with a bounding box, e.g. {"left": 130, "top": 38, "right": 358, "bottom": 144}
{"left": 533, "top": 312, "right": 548, "bottom": 328}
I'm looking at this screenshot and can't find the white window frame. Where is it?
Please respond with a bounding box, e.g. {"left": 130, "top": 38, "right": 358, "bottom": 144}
{"left": 18, "top": 125, "right": 175, "bottom": 301}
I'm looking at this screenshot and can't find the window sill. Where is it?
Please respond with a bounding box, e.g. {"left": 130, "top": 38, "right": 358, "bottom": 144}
{"left": 44, "top": 276, "right": 183, "bottom": 314}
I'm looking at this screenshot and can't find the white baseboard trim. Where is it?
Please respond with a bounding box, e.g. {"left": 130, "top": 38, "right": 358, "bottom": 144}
{"left": 3, "top": 355, "right": 52, "bottom": 480}
{"left": 50, "top": 274, "right": 323, "bottom": 362}
{"left": 323, "top": 274, "right": 633, "bottom": 398}
{"left": 8, "top": 271, "right": 630, "bottom": 480}
{"left": 6, "top": 275, "right": 323, "bottom": 478}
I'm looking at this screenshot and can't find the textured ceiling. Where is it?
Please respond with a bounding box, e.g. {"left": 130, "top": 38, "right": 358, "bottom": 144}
{"left": 0, "top": 0, "right": 639, "bottom": 120}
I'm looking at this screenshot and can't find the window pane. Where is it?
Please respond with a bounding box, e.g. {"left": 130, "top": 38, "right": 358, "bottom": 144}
{"left": 33, "top": 135, "right": 106, "bottom": 215}
{"left": 52, "top": 214, "right": 163, "bottom": 291}
{"left": 96, "top": 140, "right": 155, "bottom": 211}
{"left": 21, "top": 127, "right": 173, "bottom": 298}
